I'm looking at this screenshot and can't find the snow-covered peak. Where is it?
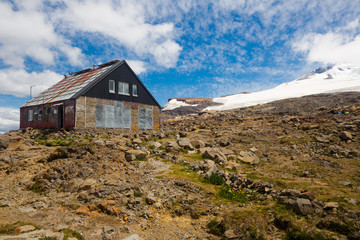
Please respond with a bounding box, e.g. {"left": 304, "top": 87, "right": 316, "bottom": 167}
{"left": 205, "top": 63, "right": 360, "bottom": 111}
{"left": 162, "top": 99, "right": 198, "bottom": 111}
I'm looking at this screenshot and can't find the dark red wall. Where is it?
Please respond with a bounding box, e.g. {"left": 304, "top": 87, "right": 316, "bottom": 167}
{"left": 20, "top": 100, "right": 75, "bottom": 129}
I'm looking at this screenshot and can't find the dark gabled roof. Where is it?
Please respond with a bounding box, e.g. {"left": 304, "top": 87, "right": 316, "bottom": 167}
{"left": 21, "top": 60, "right": 160, "bottom": 108}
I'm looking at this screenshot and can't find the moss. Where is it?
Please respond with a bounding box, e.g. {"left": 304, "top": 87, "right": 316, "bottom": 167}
{"left": 39, "top": 237, "right": 58, "bottom": 240}
{"left": 63, "top": 228, "right": 84, "bottom": 240}
{"left": 316, "top": 220, "right": 357, "bottom": 236}
{"left": 204, "top": 173, "right": 224, "bottom": 185}
{"left": 28, "top": 181, "right": 46, "bottom": 194}
{"left": 207, "top": 220, "right": 226, "bottom": 236}
{"left": 133, "top": 191, "right": 143, "bottom": 197}
{"left": 218, "top": 185, "right": 249, "bottom": 203}
{"left": 0, "top": 222, "right": 39, "bottom": 235}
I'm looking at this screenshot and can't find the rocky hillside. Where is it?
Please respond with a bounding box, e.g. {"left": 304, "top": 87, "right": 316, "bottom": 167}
{"left": 0, "top": 92, "right": 360, "bottom": 240}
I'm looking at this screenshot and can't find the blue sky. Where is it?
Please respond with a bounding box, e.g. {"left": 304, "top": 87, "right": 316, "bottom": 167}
{"left": 1, "top": 0, "right": 360, "bottom": 132}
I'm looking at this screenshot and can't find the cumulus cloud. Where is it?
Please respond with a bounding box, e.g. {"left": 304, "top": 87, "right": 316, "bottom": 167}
{"left": 293, "top": 29, "right": 360, "bottom": 65}
{"left": 0, "top": 68, "right": 63, "bottom": 98}
{"left": 127, "top": 60, "right": 146, "bottom": 74}
{"left": 0, "top": 1, "right": 84, "bottom": 68}
{"left": 0, "top": 107, "right": 19, "bottom": 133}
{"left": 56, "top": 0, "right": 181, "bottom": 68}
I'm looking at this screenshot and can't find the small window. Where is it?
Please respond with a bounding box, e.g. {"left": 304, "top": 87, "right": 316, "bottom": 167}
{"left": 46, "top": 108, "right": 51, "bottom": 114}
{"left": 28, "top": 109, "right": 33, "bottom": 121}
{"left": 109, "top": 80, "right": 115, "bottom": 93}
{"left": 118, "top": 82, "right": 129, "bottom": 95}
{"left": 132, "top": 84, "right": 138, "bottom": 97}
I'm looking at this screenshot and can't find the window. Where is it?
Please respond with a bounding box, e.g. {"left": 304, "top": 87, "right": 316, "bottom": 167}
{"left": 37, "top": 109, "right": 42, "bottom": 120}
{"left": 118, "top": 82, "right": 129, "bottom": 95}
{"left": 109, "top": 80, "right": 115, "bottom": 93}
{"left": 28, "top": 109, "right": 33, "bottom": 121}
{"left": 46, "top": 108, "right": 51, "bottom": 114}
{"left": 132, "top": 84, "right": 138, "bottom": 97}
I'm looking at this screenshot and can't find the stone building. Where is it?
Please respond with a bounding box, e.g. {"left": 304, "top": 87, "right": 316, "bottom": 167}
{"left": 20, "top": 60, "right": 161, "bottom": 130}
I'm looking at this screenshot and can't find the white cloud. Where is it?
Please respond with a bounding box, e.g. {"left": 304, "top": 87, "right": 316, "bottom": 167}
{"left": 0, "top": 107, "right": 19, "bottom": 133}
{"left": 0, "top": 68, "right": 63, "bottom": 98}
{"left": 57, "top": 0, "right": 181, "bottom": 68}
{"left": 0, "top": 1, "right": 84, "bottom": 68}
{"left": 293, "top": 32, "right": 360, "bottom": 65}
{"left": 127, "top": 60, "right": 147, "bottom": 74}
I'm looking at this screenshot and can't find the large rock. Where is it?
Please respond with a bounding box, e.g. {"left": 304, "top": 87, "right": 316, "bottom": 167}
{"left": 177, "top": 138, "right": 194, "bottom": 150}
{"left": 203, "top": 148, "right": 227, "bottom": 164}
{"left": 288, "top": 198, "right": 314, "bottom": 215}
{"left": 190, "top": 140, "right": 205, "bottom": 149}
{"left": 238, "top": 151, "right": 260, "bottom": 164}
{"left": 126, "top": 150, "right": 148, "bottom": 160}
{"left": 280, "top": 189, "right": 301, "bottom": 198}
{"left": 0, "top": 135, "right": 10, "bottom": 150}
{"left": 340, "top": 131, "right": 352, "bottom": 141}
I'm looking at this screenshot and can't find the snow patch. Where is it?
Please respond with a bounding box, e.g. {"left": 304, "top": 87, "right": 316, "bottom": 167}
{"left": 206, "top": 63, "right": 360, "bottom": 111}
{"left": 163, "top": 99, "right": 198, "bottom": 110}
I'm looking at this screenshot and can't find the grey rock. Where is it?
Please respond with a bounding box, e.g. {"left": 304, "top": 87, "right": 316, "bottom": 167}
{"left": 238, "top": 151, "right": 260, "bottom": 164}
{"left": 0, "top": 135, "right": 9, "bottom": 150}
{"left": 323, "top": 202, "right": 339, "bottom": 210}
{"left": 177, "top": 138, "right": 194, "bottom": 150}
{"left": 340, "top": 131, "right": 352, "bottom": 141}
{"left": 338, "top": 180, "right": 352, "bottom": 187}
{"left": 126, "top": 150, "right": 148, "bottom": 160}
{"left": 280, "top": 189, "right": 301, "bottom": 198}
{"left": 122, "top": 234, "right": 140, "bottom": 240}
{"left": 289, "top": 198, "right": 314, "bottom": 215}
{"left": 203, "top": 148, "right": 227, "bottom": 164}
{"left": 190, "top": 140, "right": 205, "bottom": 149}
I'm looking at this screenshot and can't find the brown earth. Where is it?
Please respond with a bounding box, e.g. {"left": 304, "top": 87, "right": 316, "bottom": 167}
{"left": 0, "top": 91, "right": 360, "bottom": 240}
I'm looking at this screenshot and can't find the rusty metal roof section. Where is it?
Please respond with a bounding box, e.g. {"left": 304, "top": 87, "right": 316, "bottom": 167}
{"left": 22, "top": 60, "right": 123, "bottom": 107}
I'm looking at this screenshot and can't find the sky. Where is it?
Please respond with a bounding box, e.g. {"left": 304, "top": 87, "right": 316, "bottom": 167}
{"left": 1, "top": 0, "right": 360, "bottom": 133}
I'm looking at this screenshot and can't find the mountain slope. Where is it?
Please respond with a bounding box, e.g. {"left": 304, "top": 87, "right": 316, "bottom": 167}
{"left": 206, "top": 63, "right": 360, "bottom": 111}
{"left": 162, "top": 64, "right": 360, "bottom": 117}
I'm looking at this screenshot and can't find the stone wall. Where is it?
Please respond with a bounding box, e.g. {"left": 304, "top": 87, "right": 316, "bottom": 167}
{"left": 75, "top": 96, "right": 160, "bottom": 130}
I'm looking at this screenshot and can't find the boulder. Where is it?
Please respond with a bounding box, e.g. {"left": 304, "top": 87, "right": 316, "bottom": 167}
{"left": 340, "top": 131, "right": 352, "bottom": 141}
{"left": 203, "top": 148, "right": 227, "bottom": 164}
{"left": 238, "top": 151, "right": 260, "bottom": 164}
{"left": 280, "top": 189, "right": 301, "bottom": 198}
{"left": 323, "top": 202, "right": 339, "bottom": 210}
{"left": 190, "top": 139, "right": 205, "bottom": 149}
{"left": 132, "top": 138, "right": 142, "bottom": 144}
{"left": 288, "top": 198, "right": 314, "bottom": 215}
{"left": 126, "top": 150, "right": 148, "bottom": 160}
{"left": 150, "top": 142, "right": 162, "bottom": 149}
{"left": 177, "top": 138, "right": 194, "bottom": 150}
{"left": 0, "top": 135, "right": 10, "bottom": 150}
{"left": 122, "top": 234, "right": 140, "bottom": 240}
{"left": 16, "top": 225, "right": 36, "bottom": 233}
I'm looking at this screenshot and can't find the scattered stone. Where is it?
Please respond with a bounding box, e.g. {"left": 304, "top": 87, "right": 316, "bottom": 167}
{"left": 238, "top": 151, "right": 260, "bottom": 164}
{"left": 280, "top": 189, "right": 301, "bottom": 198}
{"left": 190, "top": 140, "right": 205, "bottom": 149}
{"left": 133, "top": 138, "right": 142, "bottom": 144}
{"left": 338, "top": 180, "right": 352, "bottom": 187}
{"left": 177, "top": 138, "right": 194, "bottom": 150}
{"left": 224, "top": 229, "right": 238, "bottom": 239}
{"left": 0, "top": 135, "right": 10, "bottom": 150}
{"left": 126, "top": 150, "right": 148, "bottom": 160}
{"left": 146, "top": 196, "right": 157, "bottom": 205}
{"left": 122, "top": 234, "right": 140, "bottom": 240}
{"left": 340, "top": 131, "right": 352, "bottom": 141}
{"left": 16, "top": 225, "right": 36, "bottom": 233}
{"left": 203, "top": 148, "right": 227, "bottom": 164}
{"left": 150, "top": 142, "right": 162, "bottom": 148}
{"left": 288, "top": 198, "right": 314, "bottom": 215}
{"left": 323, "top": 202, "right": 339, "bottom": 211}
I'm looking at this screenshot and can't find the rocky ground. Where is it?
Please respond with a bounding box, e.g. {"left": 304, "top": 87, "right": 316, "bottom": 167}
{"left": 0, "top": 92, "right": 360, "bottom": 240}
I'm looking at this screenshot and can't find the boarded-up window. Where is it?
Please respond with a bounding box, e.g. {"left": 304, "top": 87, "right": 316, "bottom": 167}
{"left": 138, "top": 108, "right": 153, "bottom": 129}
{"left": 95, "top": 100, "right": 131, "bottom": 128}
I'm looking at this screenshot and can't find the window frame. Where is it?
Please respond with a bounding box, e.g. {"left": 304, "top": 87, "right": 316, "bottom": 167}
{"left": 109, "top": 80, "right": 115, "bottom": 94}
{"left": 118, "top": 82, "right": 130, "bottom": 95}
{"left": 132, "top": 84, "right": 138, "bottom": 97}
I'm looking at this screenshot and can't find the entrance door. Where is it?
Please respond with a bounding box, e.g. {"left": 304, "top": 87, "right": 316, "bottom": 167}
{"left": 58, "top": 105, "right": 64, "bottom": 129}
